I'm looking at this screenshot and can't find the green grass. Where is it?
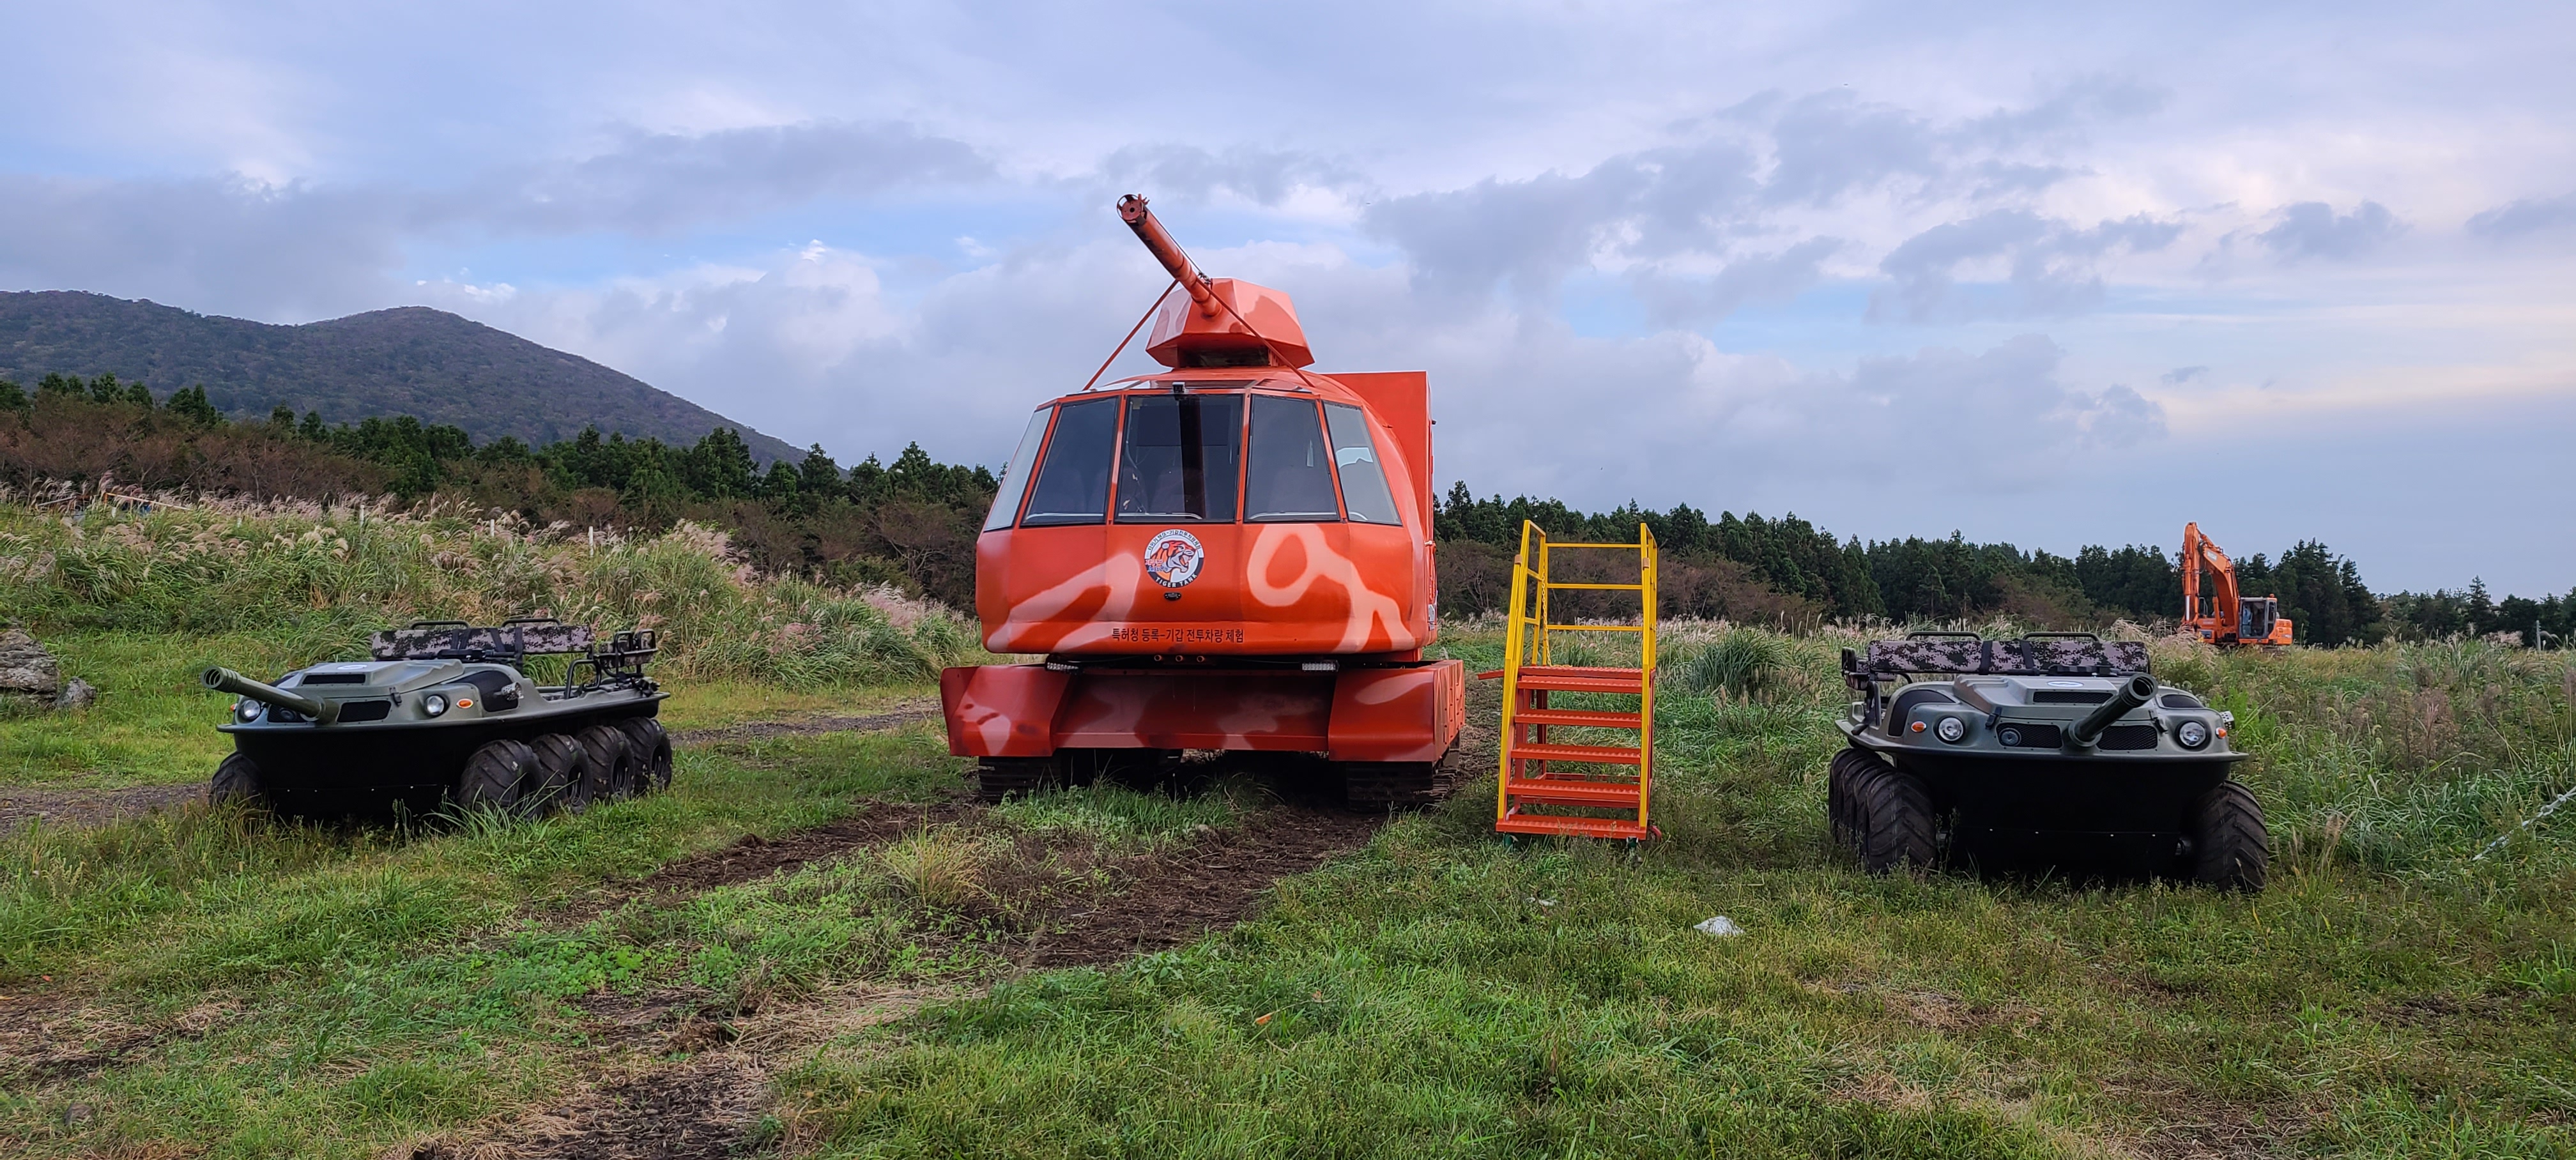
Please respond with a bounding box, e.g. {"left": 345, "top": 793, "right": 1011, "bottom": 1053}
{"left": 766, "top": 631, "right": 2576, "bottom": 1158}
{"left": 6, "top": 614, "right": 2576, "bottom": 1157}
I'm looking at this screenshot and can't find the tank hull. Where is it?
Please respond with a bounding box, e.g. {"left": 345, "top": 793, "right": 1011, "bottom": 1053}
{"left": 944, "top": 661, "right": 1460, "bottom": 759}
{"left": 943, "top": 660, "right": 1464, "bottom": 803}
{"left": 219, "top": 692, "right": 665, "bottom": 818}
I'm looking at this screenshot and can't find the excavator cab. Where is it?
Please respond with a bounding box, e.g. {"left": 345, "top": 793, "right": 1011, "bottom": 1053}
{"left": 2237, "top": 596, "right": 2280, "bottom": 645}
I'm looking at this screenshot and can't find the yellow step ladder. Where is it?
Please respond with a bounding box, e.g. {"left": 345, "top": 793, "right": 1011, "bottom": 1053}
{"left": 1494, "top": 521, "right": 1659, "bottom": 839}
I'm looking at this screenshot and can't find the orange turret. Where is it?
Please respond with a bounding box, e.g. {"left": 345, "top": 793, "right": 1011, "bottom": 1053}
{"left": 938, "top": 197, "right": 1464, "bottom": 805}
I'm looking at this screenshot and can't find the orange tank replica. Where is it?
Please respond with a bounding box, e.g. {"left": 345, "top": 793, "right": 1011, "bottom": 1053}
{"left": 939, "top": 195, "right": 1466, "bottom": 804}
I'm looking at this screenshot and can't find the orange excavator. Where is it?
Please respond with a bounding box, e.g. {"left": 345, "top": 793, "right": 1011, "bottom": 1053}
{"left": 937, "top": 196, "right": 1465, "bottom": 803}
{"left": 2181, "top": 522, "right": 2294, "bottom": 646}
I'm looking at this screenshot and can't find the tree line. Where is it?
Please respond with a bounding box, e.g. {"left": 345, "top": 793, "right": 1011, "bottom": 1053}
{"left": 8, "top": 371, "right": 2566, "bottom": 646}
{"left": 0, "top": 374, "right": 996, "bottom": 607}
{"left": 1433, "top": 486, "right": 2574, "bottom": 647}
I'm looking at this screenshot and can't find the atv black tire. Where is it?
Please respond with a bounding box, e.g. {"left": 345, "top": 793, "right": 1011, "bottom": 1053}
{"left": 1850, "top": 760, "right": 1939, "bottom": 874}
{"left": 527, "top": 733, "right": 588, "bottom": 815}
{"left": 578, "top": 724, "right": 636, "bottom": 802}
{"left": 616, "top": 717, "right": 674, "bottom": 794}
{"left": 2187, "top": 781, "right": 2269, "bottom": 892}
{"left": 210, "top": 752, "right": 266, "bottom": 808}
{"left": 1827, "top": 747, "right": 1889, "bottom": 850}
{"left": 459, "top": 740, "right": 533, "bottom": 813}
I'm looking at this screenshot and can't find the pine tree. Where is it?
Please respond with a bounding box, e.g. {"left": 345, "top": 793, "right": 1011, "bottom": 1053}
{"left": 797, "top": 444, "right": 842, "bottom": 496}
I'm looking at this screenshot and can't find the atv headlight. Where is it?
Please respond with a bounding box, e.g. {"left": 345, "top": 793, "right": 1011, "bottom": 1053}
{"left": 1936, "top": 717, "right": 1965, "bottom": 743}
{"left": 236, "top": 699, "right": 262, "bottom": 722}
{"left": 422, "top": 693, "right": 448, "bottom": 717}
{"left": 2176, "top": 719, "right": 2211, "bottom": 749}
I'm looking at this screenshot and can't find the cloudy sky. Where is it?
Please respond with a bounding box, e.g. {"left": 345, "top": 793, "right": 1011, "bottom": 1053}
{"left": 4, "top": 1, "right": 2571, "bottom": 593}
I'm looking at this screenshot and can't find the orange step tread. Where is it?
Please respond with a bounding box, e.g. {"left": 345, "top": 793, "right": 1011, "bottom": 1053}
{"left": 1504, "top": 742, "right": 1643, "bottom": 765}
{"left": 1503, "top": 777, "right": 1642, "bottom": 807}
{"left": 1512, "top": 665, "right": 1647, "bottom": 694}
{"left": 1496, "top": 812, "right": 1651, "bottom": 839}
{"left": 1514, "top": 707, "right": 1643, "bottom": 729}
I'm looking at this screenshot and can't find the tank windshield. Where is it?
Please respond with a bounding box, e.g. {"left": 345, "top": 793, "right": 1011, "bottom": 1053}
{"left": 1117, "top": 393, "right": 1243, "bottom": 522}
{"left": 1019, "top": 397, "right": 1119, "bottom": 525}
{"left": 1244, "top": 394, "right": 1341, "bottom": 521}
{"left": 1322, "top": 402, "right": 1402, "bottom": 525}
{"left": 982, "top": 408, "right": 1053, "bottom": 531}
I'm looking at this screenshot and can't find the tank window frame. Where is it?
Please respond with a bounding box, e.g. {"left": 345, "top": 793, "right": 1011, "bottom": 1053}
{"left": 983, "top": 406, "right": 1055, "bottom": 531}
{"left": 1018, "top": 395, "right": 1123, "bottom": 527}
{"left": 1112, "top": 390, "right": 1246, "bottom": 524}
{"left": 1242, "top": 392, "right": 1346, "bottom": 523}
{"left": 1321, "top": 401, "right": 1403, "bottom": 526}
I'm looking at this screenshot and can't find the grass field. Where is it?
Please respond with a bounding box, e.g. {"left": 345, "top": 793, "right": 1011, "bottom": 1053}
{"left": 4, "top": 504, "right": 2573, "bottom": 1157}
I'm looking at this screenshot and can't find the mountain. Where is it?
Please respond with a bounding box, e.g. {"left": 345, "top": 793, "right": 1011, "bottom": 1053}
{"left": 0, "top": 291, "right": 802, "bottom": 462}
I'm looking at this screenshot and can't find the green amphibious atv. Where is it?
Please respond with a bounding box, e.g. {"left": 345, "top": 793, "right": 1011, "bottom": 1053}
{"left": 1830, "top": 632, "right": 2267, "bottom": 890}
{"left": 204, "top": 620, "right": 671, "bottom": 820}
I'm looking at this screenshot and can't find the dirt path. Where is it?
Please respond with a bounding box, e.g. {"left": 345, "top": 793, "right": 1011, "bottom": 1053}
{"left": 668, "top": 701, "right": 939, "bottom": 745}
{"left": 0, "top": 784, "right": 201, "bottom": 833}
{"left": 406, "top": 800, "right": 1393, "bottom": 1159}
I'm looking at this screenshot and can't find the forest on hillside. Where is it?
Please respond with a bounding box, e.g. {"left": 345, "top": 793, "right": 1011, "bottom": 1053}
{"left": 0, "top": 291, "right": 802, "bottom": 459}
{"left": 4, "top": 373, "right": 2568, "bottom": 646}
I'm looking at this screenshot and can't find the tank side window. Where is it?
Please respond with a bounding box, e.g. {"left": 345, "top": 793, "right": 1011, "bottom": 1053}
{"left": 1019, "top": 397, "right": 1119, "bottom": 526}
{"left": 1243, "top": 395, "right": 1342, "bottom": 521}
{"left": 1322, "top": 402, "right": 1402, "bottom": 525}
{"left": 981, "top": 408, "right": 1054, "bottom": 531}
{"left": 1117, "top": 393, "right": 1243, "bottom": 522}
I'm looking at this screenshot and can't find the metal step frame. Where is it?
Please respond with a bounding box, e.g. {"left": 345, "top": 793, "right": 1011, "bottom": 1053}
{"left": 1494, "top": 521, "right": 1660, "bottom": 840}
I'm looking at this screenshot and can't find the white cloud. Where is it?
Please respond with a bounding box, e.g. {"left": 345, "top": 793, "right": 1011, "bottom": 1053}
{"left": 1, "top": 0, "right": 2572, "bottom": 588}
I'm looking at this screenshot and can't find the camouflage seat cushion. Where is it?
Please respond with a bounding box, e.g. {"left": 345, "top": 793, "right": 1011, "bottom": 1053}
{"left": 1863, "top": 637, "right": 2149, "bottom": 675}
{"left": 371, "top": 623, "right": 594, "bottom": 660}
{"left": 1864, "top": 638, "right": 1985, "bottom": 674}
{"left": 2004, "top": 637, "right": 2150, "bottom": 675}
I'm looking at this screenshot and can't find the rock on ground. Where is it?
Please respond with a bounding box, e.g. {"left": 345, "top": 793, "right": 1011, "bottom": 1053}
{"left": 54, "top": 677, "right": 96, "bottom": 710}
{"left": 0, "top": 627, "right": 61, "bottom": 698}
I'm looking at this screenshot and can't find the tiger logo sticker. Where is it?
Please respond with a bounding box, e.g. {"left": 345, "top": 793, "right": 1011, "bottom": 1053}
{"left": 1143, "top": 528, "right": 1205, "bottom": 589}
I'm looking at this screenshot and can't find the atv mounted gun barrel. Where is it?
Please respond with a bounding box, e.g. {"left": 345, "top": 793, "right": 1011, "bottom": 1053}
{"left": 2071, "top": 673, "right": 2159, "bottom": 749}
{"left": 203, "top": 666, "right": 336, "bottom": 724}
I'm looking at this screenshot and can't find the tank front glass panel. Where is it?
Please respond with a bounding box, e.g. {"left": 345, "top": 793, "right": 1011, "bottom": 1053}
{"left": 982, "top": 408, "right": 1053, "bottom": 531}
{"left": 1020, "top": 397, "right": 1119, "bottom": 526}
{"left": 1322, "top": 402, "right": 1401, "bottom": 525}
{"left": 1244, "top": 395, "right": 1341, "bottom": 522}
{"left": 1116, "top": 393, "right": 1243, "bottom": 523}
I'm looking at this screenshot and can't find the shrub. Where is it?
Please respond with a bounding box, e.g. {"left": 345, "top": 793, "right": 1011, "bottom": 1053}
{"left": 0, "top": 494, "right": 984, "bottom": 683}
{"left": 1671, "top": 627, "right": 1789, "bottom": 701}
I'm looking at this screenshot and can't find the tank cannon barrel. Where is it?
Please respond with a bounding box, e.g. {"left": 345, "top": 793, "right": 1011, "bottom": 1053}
{"left": 1117, "top": 194, "right": 1220, "bottom": 318}
{"left": 203, "top": 666, "right": 337, "bottom": 724}
{"left": 2069, "top": 673, "right": 2158, "bottom": 747}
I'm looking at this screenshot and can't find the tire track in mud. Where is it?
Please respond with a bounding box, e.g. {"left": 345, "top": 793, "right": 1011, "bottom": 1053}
{"left": 405, "top": 801, "right": 1393, "bottom": 1160}
{"left": 666, "top": 701, "right": 939, "bottom": 746}
{"left": 0, "top": 784, "right": 202, "bottom": 833}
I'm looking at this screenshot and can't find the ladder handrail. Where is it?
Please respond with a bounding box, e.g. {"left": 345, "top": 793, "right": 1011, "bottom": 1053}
{"left": 1637, "top": 524, "right": 1658, "bottom": 834}
{"left": 1495, "top": 520, "right": 1544, "bottom": 821}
